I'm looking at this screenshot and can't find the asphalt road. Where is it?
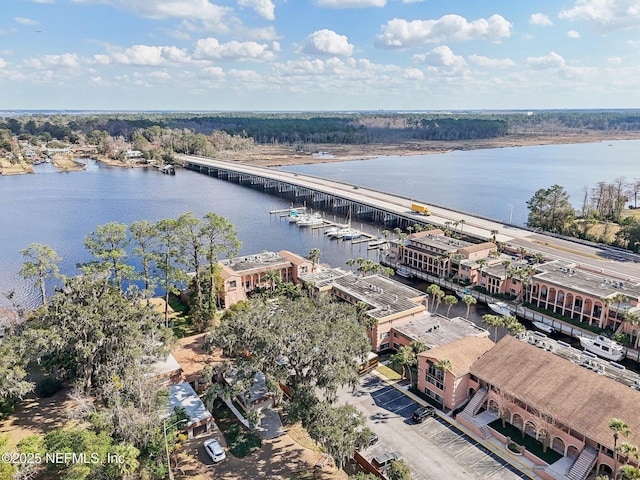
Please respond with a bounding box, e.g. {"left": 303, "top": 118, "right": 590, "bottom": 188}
{"left": 337, "top": 375, "right": 530, "bottom": 480}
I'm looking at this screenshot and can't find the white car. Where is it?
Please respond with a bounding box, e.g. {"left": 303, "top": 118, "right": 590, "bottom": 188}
{"left": 203, "top": 438, "right": 226, "bottom": 463}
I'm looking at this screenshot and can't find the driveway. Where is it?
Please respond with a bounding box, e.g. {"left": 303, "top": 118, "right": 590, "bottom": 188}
{"left": 339, "top": 374, "right": 530, "bottom": 480}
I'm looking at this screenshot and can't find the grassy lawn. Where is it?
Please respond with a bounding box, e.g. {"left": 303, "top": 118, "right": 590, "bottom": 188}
{"left": 211, "top": 398, "right": 262, "bottom": 458}
{"left": 376, "top": 364, "right": 401, "bottom": 381}
{"left": 168, "top": 295, "right": 199, "bottom": 338}
{"left": 488, "top": 420, "right": 563, "bottom": 465}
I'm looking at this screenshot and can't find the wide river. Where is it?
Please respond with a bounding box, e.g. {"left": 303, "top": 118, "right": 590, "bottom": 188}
{"left": 1, "top": 139, "right": 639, "bottom": 309}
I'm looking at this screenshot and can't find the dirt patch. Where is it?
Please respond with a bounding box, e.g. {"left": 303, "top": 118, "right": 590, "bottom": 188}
{"left": 0, "top": 386, "right": 76, "bottom": 449}
{"left": 0, "top": 158, "right": 34, "bottom": 175}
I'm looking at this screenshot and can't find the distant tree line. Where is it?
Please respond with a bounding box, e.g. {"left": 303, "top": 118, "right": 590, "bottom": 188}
{"left": 3, "top": 110, "right": 640, "bottom": 153}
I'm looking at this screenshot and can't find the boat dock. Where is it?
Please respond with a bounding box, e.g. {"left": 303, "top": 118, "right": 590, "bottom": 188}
{"left": 519, "top": 330, "right": 640, "bottom": 390}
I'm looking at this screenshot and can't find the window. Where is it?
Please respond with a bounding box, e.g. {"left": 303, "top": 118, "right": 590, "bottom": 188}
{"left": 380, "top": 332, "right": 389, "bottom": 339}
{"left": 228, "top": 280, "right": 236, "bottom": 290}
{"left": 301, "top": 266, "right": 308, "bottom": 273}
{"left": 380, "top": 342, "right": 390, "bottom": 350}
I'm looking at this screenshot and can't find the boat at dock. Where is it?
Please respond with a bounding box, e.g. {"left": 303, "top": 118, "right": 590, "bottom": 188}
{"left": 578, "top": 335, "right": 624, "bottom": 361}
{"left": 325, "top": 226, "right": 340, "bottom": 236}
{"left": 297, "top": 213, "right": 323, "bottom": 227}
{"left": 487, "top": 301, "right": 515, "bottom": 317}
{"left": 337, "top": 227, "right": 361, "bottom": 240}
{"left": 532, "top": 321, "right": 555, "bottom": 334}
{"left": 396, "top": 267, "right": 413, "bottom": 278}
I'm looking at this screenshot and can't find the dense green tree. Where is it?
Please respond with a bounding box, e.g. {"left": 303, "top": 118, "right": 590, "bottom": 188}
{"left": 390, "top": 345, "right": 417, "bottom": 385}
{"left": 209, "top": 295, "right": 370, "bottom": 400}
{"left": 305, "top": 403, "right": 369, "bottom": 470}
{"left": 83, "top": 222, "right": 133, "bottom": 288}
{"left": 526, "top": 184, "right": 575, "bottom": 234}
{"left": 462, "top": 294, "right": 477, "bottom": 319}
{"left": 19, "top": 243, "right": 61, "bottom": 306}
{"left": 24, "top": 275, "right": 170, "bottom": 394}
{"left": 153, "top": 217, "right": 189, "bottom": 327}
{"left": 387, "top": 459, "right": 412, "bottom": 480}
{"left": 129, "top": 220, "right": 159, "bottom": 298}
{"left": 0, "top": 337, "right": 34, "bottom": 401}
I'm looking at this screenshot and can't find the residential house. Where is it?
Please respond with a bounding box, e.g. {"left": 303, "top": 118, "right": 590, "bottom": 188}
{"left": 218, "top": 250, "right": 315, "bottom": 307}
{"left": 417, "top": 336, "right": 494, "bottom": 410}
{"left": 454, "top": 335, "right": 640, "bottom": 479}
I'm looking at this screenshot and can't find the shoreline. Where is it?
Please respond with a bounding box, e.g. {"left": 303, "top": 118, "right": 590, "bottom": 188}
{"left": 213, "top": 131, "right": 640, "bottom": 167}
{"left": 3, "top": 131, "right": 640, "bottom": 174}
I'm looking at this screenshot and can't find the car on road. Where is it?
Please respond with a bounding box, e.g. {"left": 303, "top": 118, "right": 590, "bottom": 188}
{"left": 412, "top": 405, "right": 436, "bottom": 423}
{"left": 372, "top": 452, "right": 401, "bottom": 471}
{"left": 204, "top": 438, "right": 226, "bottom": 463}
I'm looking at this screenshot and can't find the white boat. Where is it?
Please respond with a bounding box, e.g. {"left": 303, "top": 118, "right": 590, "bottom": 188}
{"left": 338, "top": 228, "right": 361, "bottom": 240}
{"left": 368, "top": 239, "right": 386, "bottom": 247}
{"left": 396, "top": 267, "right": 413, "bottom": 278}
{"left": 297, "top": 213, "right": 323, "bottom": 227}
{"left": 579, "top": 335, "right": 624, "bottom": 361}
{"left": 487, "top": 302, "right": 515, "bottom": 316}
{"left": 532, "top": 321, "right": 555, "bottom": 334}
{"left": 325, "top": 226, "right": 340, "bottom": 236}
{"left": 288, "top": 211, "right": 300, "bottom": 223}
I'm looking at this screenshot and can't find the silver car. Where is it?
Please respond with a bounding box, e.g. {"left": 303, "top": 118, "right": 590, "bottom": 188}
{"left": 204, "top": 438, "right": 226, "bottom": 463}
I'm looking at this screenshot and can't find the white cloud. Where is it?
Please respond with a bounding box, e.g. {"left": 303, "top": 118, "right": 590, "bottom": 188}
{"left": 111, "top": 45, "right": 192, "bottom": 66}
{"left": 403, "top": 68, "right": 424, "bottom": 79}
{"left": 0, "top": 58, "right": 6, "bottom": 69}
{"left": 203, "top": 66, "right": 225, "bottom": 79}
{"left": 193, "top": 38, "right": 277, "bottom": 61}
{"left": 237, "top": 0, "right": 275, "bottom": 21}
{"left": 315, "top": 0, "right": 386, "bottom": 8}
{"left": 303, "top": 30, "right": 354, "bottom": 57}
{"left": 567, "top": 30, "right": 581, "bottom": 38}
{"left": 468, "top": 54, "right": 515, "bottom": 67}
{"left": 29, "top": 0, "right": 55, "bottom": 3}
{"left": 559, "top": 0, "right": 640, "bottom": 33}
{"left": 413, "top": 46, "right": 466, "bottom": 69}
{"left": 71, "top": 0, "right": 231, "bottom": 21}
{"left": 608, "top": 56, "right": 622, "bottom": 64}
{"left": 15, "top": 17, "right": 39, "bottom": 26}
{"left": 376, "top": 14, "right": 512, "bottom": 49}
{"left": 24, "top": 53, "right": 81, "bottom": 69}
{"left": 526, "top": 51, "right": 566, "bottom": 70}
{"left": 529, "top": 13, "right": 553, "bottom": 26}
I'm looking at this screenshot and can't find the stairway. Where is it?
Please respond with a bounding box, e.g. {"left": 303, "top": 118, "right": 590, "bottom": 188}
{"left": 479, "top": 424, "right": 493, "bottom": 440}
{"left": 566, "top": 446, "right": 598, "bottom": 480}
{"left": 462, "top": 387, "right": 489, "bottom": 417}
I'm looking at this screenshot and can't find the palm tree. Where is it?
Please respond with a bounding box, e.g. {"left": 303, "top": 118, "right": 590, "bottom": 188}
{"left": 434, "top": 358, "right": 452, "bottom": 407}
{"left": 619, "top": 465, "right": 640, "bottom": 480}
{"left": 618, "top": 442, "right": 639, "bottom": 466}
{"left": 462, "top": 294, "right": 477, "bottom": 319}
{"left": 459, "top": 219, "right": 465, "bottom": 236}
{"left": 610, "top": 418, "right": 632, "bottom": 480}
{"left": 612, "top": 293, "right": 630, "bottom": 330}
{"left": 443, "top": 295, "right": 458, "bottom": 318}
{"left": 307, "top": 248, "right": 321, "bottom": 272}
{"left": 433, "top": 289, "right": 445, "bottom": 315}
{"left": 482, "top": 314, "right": 504, "bottom": 341}
{"left": 503, "top": 315, "right": 525, "bottom": 336}
{"left": 390, "top": 345, "right": 417, "bottom": 386}
{"left": 425, "top": 284, "right": 443, "bottom": 312}
{"left": 616, "top": 311, "right": 640, "bottom": 344}
{"left": 489, "top": 229, "right": 498, "bottom": 243}
{"left": 263, "top": 269, "right": 280, "bottom": 293}
{"left": 602, "top": 296, "right": 614, "bottom": 328}
{"left": 411, "top": 340, "right": 428, "bottom": 354}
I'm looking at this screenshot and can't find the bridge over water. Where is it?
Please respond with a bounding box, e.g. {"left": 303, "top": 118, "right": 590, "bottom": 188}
{"left": 177, "top": 154, "right": 521, "bottom": 243}
{"left": 177, "top": 154, "right": 640, "bottom": 281}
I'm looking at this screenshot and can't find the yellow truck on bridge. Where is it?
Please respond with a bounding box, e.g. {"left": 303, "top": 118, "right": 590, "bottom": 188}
{"left": 411, "top": 203, "right": 431, "bottom": 216}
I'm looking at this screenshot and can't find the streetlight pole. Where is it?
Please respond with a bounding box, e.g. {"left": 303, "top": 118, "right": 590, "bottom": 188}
{"left": 164, "top": 418, "right": 187, "bottom": 480}
{"left": 507, "top": 203, "right": 513, "bottom": 224}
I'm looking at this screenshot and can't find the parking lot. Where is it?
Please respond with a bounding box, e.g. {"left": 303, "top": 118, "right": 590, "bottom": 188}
{"left": 339, "top": 375, "right": 532, "bottom": 480}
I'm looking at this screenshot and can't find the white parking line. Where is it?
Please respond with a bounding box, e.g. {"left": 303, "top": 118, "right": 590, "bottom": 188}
{"left": 371, "top": 387, "right": 394, "bottom": 399}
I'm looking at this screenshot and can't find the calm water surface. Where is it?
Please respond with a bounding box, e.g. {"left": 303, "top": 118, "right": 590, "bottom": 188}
{"left": 2, "top": 139, "right": 639, "bottom": 309}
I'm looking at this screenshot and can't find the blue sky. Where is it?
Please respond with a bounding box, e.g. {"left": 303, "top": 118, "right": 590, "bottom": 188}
{"left": 2, "top": 0, "right": 640, "bottom": 111}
